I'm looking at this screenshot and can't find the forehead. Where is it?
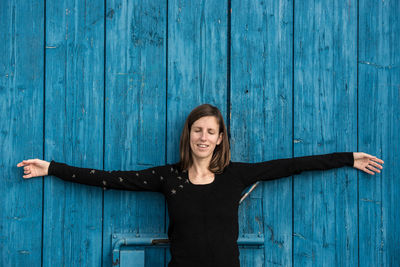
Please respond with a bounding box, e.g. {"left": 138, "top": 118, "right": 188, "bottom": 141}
{"left": 191, "top": 116, "right": 219, "bottom": 129}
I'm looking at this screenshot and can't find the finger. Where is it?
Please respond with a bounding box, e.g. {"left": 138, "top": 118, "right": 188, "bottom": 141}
{"left": 18, "top": 159, "right": 40, "bottom": 167}
{"left": 22, "top": 159, "right": 36, "bottom": 165}
{"left": 363, "top": 153, "right": 381, "bottom": 162}
{"left": 363, "top": 167, "right": 375, "bottom": 175}
{"left": 368, "top": 160, "right": 383, "bottom": 169}
{"left": 18, "top": 160, "right": 31, "bottom": 167}
{"left": 22, "top": 174, "right": 32, "bottom": 179}
{"left": 366, "top": 164, "right": 380, "bottom": 173}
{"left": 17, "top": 161, "right": 26, "bottom": 167}
{"left": 370, "top": 157, "right": 384, "bottom": 164}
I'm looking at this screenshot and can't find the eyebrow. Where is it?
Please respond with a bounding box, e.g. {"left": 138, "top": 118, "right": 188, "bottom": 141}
{"left": 192, "top": 126, "right": 216, "bottom": 130}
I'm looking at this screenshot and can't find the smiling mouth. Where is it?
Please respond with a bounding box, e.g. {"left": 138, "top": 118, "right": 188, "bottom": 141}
{"left": 197, "top": 144, "right": 209, "bottom": 148}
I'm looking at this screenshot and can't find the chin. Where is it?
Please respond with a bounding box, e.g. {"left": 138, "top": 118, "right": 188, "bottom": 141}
{"left": 192, "top": 151, "right": 212, "bottom": 160}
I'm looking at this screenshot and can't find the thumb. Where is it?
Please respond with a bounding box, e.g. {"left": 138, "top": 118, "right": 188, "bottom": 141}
{"left": 23, "top": 159, "right": 37, "bottom": 165}
{"left": 364, "top": 153, "right": 381, "bottom": 162}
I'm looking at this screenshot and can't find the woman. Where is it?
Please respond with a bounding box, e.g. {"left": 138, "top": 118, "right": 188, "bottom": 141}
{"left": 17, "top": 103, "right": 384, "bottom": 267}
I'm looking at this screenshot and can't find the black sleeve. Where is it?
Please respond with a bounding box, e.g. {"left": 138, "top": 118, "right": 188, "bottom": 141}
{"left": 234, "top": 152, "right": 354, "bottom": 188}
{"left": 48, "top": 160, "right": 167, "bottom": 193}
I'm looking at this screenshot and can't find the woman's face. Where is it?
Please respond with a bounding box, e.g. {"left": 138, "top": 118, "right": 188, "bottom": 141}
{"left": 189, "top": 116, "right": 223, "bottom": 161}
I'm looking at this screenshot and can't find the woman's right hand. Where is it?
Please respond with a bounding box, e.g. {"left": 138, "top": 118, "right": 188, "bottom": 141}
{"left": 17, "top": 159, "right": 50, "bottom": 179}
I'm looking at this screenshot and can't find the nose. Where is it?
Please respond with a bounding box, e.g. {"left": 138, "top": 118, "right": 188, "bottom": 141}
{"left": 200, "top": 132, "right": 208, "bottom": 140}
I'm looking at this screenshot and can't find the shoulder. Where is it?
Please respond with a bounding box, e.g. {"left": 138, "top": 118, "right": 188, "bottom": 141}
{"left": 226, "top": 160, "right": 244, "bottom": 169}
{"left": 218, "top": 161, "right": 246, "bottom": 187}
{"left": 223, "top": 160, "right": 254, "bottom": 175}
{"left": 219, "top": 160, "right": 243, "bottom": 174}
{"left": 142, "top": 163, "right": 176, "bottom": 175}
{"left": 163, "top": 161, "right": 184, "bottom": 175}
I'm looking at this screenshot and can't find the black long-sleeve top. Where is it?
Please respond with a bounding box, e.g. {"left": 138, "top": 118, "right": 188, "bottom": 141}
{"left": 48, "top": 152, "right": 354, "bottom": 267}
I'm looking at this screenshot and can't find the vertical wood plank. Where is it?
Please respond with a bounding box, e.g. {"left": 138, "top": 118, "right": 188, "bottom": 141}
{"left": 293, "top": 0, "right": 357, "bottom": 266}
{"left": 44, "top": 1, "right": 104, "bottom": 266}
{"left": 167, "top": 0, "right": 228, "bottom": 263}
{"left": 0, "top": 1, "right": 44, "bottom": 266}
{"left": 104, "top": 0, "right": 167, "bottom": 266}
{"left": 167, "top": 0, "right": 228, "bottom": 157}
{"left": 231, "top": 0, "right": 293, "bottom": 266}
{"left": 359, "top": 0, "right": 400, "bottom": 266}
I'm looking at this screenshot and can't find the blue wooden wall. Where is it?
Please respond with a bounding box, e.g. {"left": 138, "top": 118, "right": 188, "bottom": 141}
{"left": 2, "top": 0, "right": 399, "bottom": 266}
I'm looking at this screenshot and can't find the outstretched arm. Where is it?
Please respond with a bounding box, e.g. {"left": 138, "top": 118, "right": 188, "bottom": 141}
{"left": 233, "top": 152, "right": 383, "bottom": 188}
{"left": 17, "top": 158, "right": 167, "bottom": 193}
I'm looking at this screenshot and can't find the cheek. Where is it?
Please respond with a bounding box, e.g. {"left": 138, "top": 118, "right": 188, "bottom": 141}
{"left": 211, "top": 136, "right": 219, "bottom": 144}
{"left": 189, "top": 134, "right": 199, "bottom": 146}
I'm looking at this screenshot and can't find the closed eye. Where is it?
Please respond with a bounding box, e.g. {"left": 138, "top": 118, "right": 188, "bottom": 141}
{"left": 195, "top": 130, "right": 215, "bottom": 134}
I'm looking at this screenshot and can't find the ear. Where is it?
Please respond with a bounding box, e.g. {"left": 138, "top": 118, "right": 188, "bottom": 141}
{"left": 217, "top": 132, "right": 223, "bottom": 145}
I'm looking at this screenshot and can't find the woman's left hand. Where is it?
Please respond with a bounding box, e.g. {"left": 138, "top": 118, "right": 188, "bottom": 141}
{"left": 353, "top": 152, "right": 384, "bottom": 175}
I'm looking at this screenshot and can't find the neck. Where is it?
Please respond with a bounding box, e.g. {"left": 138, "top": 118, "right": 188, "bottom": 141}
{"left": 189, "top": 155, "right": 213, "bottom": 176}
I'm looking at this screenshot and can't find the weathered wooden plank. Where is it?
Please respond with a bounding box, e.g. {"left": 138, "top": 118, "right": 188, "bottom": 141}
{"left": 359, "top": 0, "right": 400, "bottom": 266}
{"left": 44, "top": 1, "right": 104, "bottom": 266}
{"left": 3, "top": 0, "right": 398, "bottom": 266}
{"left": 167, "top": 0, "right": 228, "bottom": 263}
{"left": 0, "top": 1, "right": 44, "bottom": 266}
{"left": 104, "top": 0, "right": 167, "bottom": 266}
{"left": 293, "top": 0, "right": 357, "bottom": 266}
{"left": 231, "top": 0, "right": 294, "bottom": 266}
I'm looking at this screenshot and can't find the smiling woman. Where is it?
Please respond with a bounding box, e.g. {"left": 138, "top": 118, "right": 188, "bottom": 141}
{"left": 16, "top": 103, "right": 384, "bottom": 267}
{"left": 187, "top": 116, "right": 223, "bottom": 184}
{"left": 178, "top": 104, "right": 231, "bottom": 177}
{"left": 190, "top": 117, "right": 222, "bottom": 155}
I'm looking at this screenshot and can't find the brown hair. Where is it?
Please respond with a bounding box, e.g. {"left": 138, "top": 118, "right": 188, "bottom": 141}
{"left": 178, "top": 104, "right": 231, "bottom": 174}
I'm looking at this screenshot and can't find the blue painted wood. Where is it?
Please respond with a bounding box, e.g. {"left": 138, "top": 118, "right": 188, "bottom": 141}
{"left": 4, "top": 0, "right": 399, "bottom": 266}
{"left": 0, "top": 0, "right": 44, "bottom": 266}
{"left": 293, "top": 0, "right": 357, "bottom": 266}
{"left": 44, "top": 0, "right": 104, "bottom": 266}
{"left": 231, "top": 0, "right": 294, "bottom": 266}
{"left": 104, "top": 0, "right": 167, "bottom": 266}
{"left": 359, "top": 0, "right": 400, "bottom": 266}
{"left": 167, "top": 0, "right": 228, "bottom": 155}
